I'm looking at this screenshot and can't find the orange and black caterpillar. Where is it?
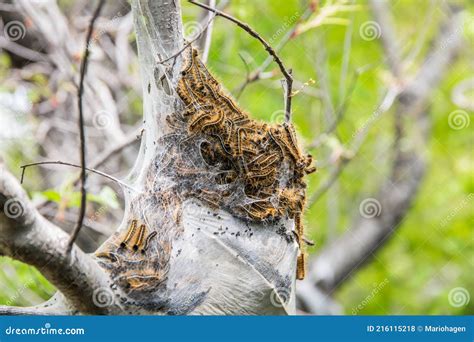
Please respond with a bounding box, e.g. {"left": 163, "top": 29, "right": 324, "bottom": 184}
{"left": 95, "top": 219, "right": 166, "bottom": 293}
{"left": 172, "top": 47, "right": 316, "bottom": 280}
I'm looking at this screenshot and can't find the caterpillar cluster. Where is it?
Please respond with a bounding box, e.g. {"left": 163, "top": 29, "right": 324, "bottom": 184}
{"left": 95, "top": 46, "right": 315, "bottom": 295}
{"left": 168, "top": 47, "right": 315, "bottom": 279}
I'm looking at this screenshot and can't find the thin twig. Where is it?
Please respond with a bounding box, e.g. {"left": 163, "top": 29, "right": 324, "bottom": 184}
{"left": 71, "top": 127, "right": 142, "bottom": 187}
{"left": 157, "top": 13, "right": 216, "bottom": 65}
{"left": 235, "top": 6, "right": 315, "bottom": 97}
{"left": 189, "top": 0, "right": 294, "bottom": 122}
{"left": 402, "top": 3, "right": 436, "bottom": 71}
{"left": 315, "top": 35, "right": 334, "bottom": 124}
{"left": 307, "top": 87, "right": 399, "bottom": 207}
{"left": 20, "top": 161, "right": 138, "bottom": 192}
{"left": 68, "top": 0, "right": 106, "bottom": 253}
{"left": 32, "top": 128, "right": 142, "bottom": 212}
{"left": 307, "top": 159, "right": 349, "bottom": 208}
{"left": 235, "top": 52, "right": 252, "bottom": 99}
{"left": 308, "top": 71, "right": 360, "bottom": 149}
{"left": 90, "top": 128, "right": 142, "bottom": 170}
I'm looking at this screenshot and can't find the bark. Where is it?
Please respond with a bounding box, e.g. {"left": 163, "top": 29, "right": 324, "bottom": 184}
{"left": 0, "top": 166, "right": 114, "bottom": 314}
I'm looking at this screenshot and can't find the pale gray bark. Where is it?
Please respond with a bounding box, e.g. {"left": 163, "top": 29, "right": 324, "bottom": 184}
{"left": 1, "top": 0, "right": 298, "bottom": 315}
{"left": 0, "top": 166, "right": 114, "bottom": 314}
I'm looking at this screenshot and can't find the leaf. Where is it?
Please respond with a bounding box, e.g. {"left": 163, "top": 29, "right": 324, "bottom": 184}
{"left": 32, "top": 186, "right": 118, "bottom": 209}
{"left": 32, "top": 189, "right": 61, "bottom": 203}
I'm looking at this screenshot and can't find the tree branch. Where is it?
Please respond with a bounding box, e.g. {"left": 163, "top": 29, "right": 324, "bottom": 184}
{"left": 189, "top": 0, "right": 294, "bottom": 122}
{"left": 0, "top": 293, "right": 74, "bottom": 316}
{"left": 234, "top": 6, "right": 315, "bottom": 97}
{"left": 20, "top": 160, "right": 138, "bottom": 192}
{"left": 0, "top": 306, "right": 64, "bottom": 315}
{"left": 197, "top": 0, "right": 216, "bottom": 63}
{"left": 156, "top": 13, "right": 216, "bottom": 65}
{"left": 0, "top": 166, "right": 115, "bottom": 314}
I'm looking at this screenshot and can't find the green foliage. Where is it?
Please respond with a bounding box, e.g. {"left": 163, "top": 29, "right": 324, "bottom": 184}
{"left": 187, "top": 0, "right": 472, "bottom": 315}
{"left": 0, "top": 258, "right": 55, "bottom": 306}
{"left": 1, "top": 0, "right": 472, "bottom": 314}
{"left": 32, "top": 185, "right": 119, "bottom": 209}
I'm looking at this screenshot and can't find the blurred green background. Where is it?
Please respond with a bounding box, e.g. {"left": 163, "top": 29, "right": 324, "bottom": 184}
{"left": 0, "top": 0, "right": 472, "bottom": 314}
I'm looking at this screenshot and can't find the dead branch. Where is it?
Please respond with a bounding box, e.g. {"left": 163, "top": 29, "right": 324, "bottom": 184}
{"left": 20, "top": 161, "right": 138, "bottom": 192}
{"left": 298, "top": 8, "right": 464, "bottom": 312}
